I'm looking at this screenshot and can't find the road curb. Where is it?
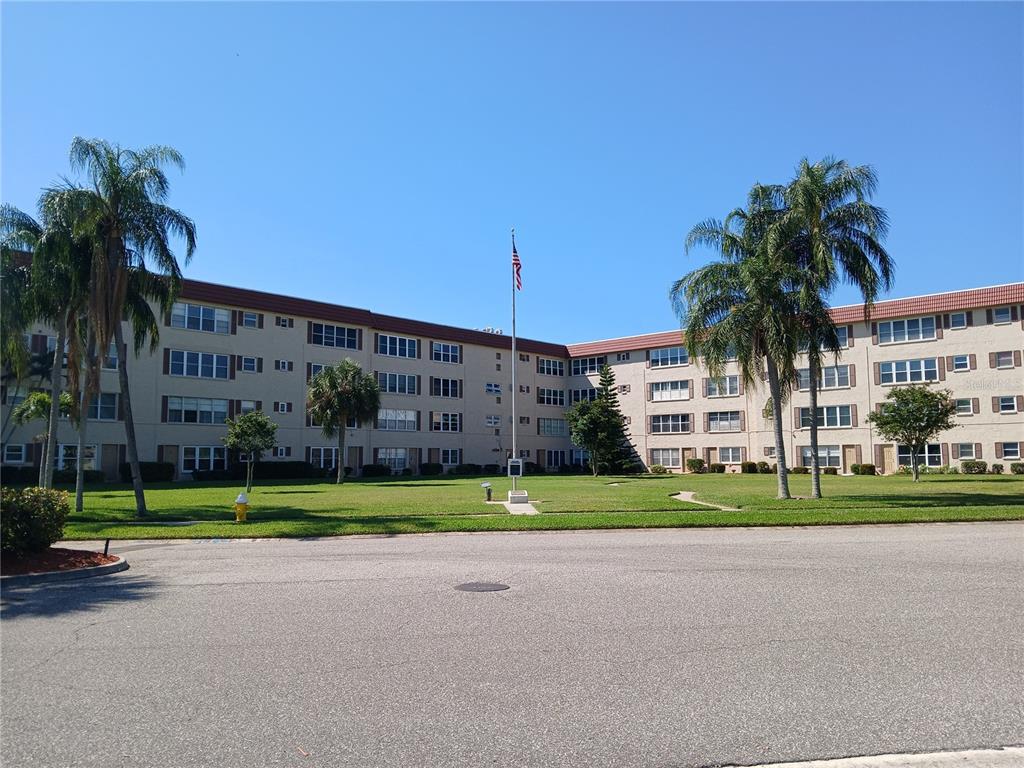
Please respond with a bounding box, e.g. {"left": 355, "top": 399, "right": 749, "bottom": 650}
{"left": 0, "top": 555, "right": 129, "bottom": 587}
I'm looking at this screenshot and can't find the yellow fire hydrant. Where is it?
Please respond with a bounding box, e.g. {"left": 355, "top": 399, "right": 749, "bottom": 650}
{"left": 234, "top": 492, "right": 249, "bottom": 523}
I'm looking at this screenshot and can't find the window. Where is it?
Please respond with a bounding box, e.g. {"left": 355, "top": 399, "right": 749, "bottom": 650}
{"left": 537, "top": 358, "right": 564, "bottom": 376}
{"left": 571, "top": 388, "right": 598, "bottom": 402}
{"left": 374, "top": 448, "right": 406, "bottom": 471}
{"left": 618, "top": 384, "right": 630, "bottom": 395}
{"left": 275, "top": 402, "right": 292, "bottom": 414}
{"left": 432, "top": 412, "right": 462, "bottom": 432}
{"left": 956, "top": 443, "right": 975, "bottom": 460}
{"left": 378, "top": 372, "right": 418, "bottom": 395}
{"left": 650, "top": 414, "right": 690, "bottom": 433}
{"left": 616, "top": 352, "right": 631, "bottom": 362}
{"left": 484, "top": 382, "right": 501, "bottom": 395}
{"left": 897, "top": 444, "right": 942, "bottom": 468}
{"left": 538, "top": 418, "right": 567, "bottom": 436}
{"left": 537, "top": 388, "right": 565, "bottom": 406}
{"left": 439, "top": 449, "right": 461, "bottom": 466}
{"left": 799, "top": 327, "right": 849, "bottom": 353}
{"left": 572, "top": 357, "right": 606, "bottom": 376}
{"left": 650, "top": 380, "right": 689, "bottom": 401}
{"left": 377, "top": 408, "right": 417, "bottom": 431}
{"left": 310, "top": 363, "right": 326, "bottom": 378}
{"left": 4, "top": 444, "right": 25, "bottom": 464}
{"left": 275, "top": 316, "right": 294, "bottom": 328}
{"left": 950, "top": 312, "right": 967, "bottom": 330}
{"left": 797, "top": 365, "right": 850, "bottom": 390}
{"left": 182, "top": 446, "right": 226, "bottom": 473}
{"left": 273, "top": 446, "right": 292, "bottom": 458}
{"left": 274, "top": 360, "right": 294, "bottom": 372}
{"left": 707, "top": 376, "right": 739, "bottom": 397}
{"left": 519, "top": 385, "right": 530, "bottom": 394}
{"left": 799, "top": 405, "right": 852, "bottom": 428}
{"left": 239, "top": 400, "right": 257, "bottom": 415}
{"left": 955, "top": 399, "right": 973, "bottom": 416}
{"left": 519, "top": 416, "right": 530, "bottom": 425}
{"left": 54, "top": 444, "right": 97, "bottom": 471}
{"left": 377, "top": 334, "right": 418, "bottom": 358}
{"left": 309, "top": 447, "right": 339, "bottom": 469}
{"left": 169, "top": 350, "right": 230, "bottom": 379}
{"left": 546, "top": 450, "right": 566, "bottom": 468}
{"left": 800, "top": 445, "right": 841, "bottom": 467}
{"left": 102, "top": 341, "right": 119, "bottom": 370}
{"left": 999, "top": 396, "right": 1017, "bottom": 414}
{"left": 428, "top": 377, "right": 460, "bottom": 398}
{"left": 310, "top": 322, "right": 359, "bottom": 349}
{"left": 167, "top": 397, "right": 229, "bottom": 424}
{"left": 241, "top": 312, "right": 259, "bottom": 328}
{"left": 570, "top": 449, "right": 591, "bottom": 466}
{"left": 719, "top": 447, "right": 742, "bottom": 464}
{"left": 995, "top": 351, "right": 1014, "bottom": 369}
{"left": 879, "top": 358, "right": 938, "bottom": 384}
{"left": 650, "top": 448, "right": 680, "bottom": 468}
{"left": 87, "top": 393, "right": 118, "bottom": 421}
{"left": 431, "top": 342, "right": 461, "bottom": 364}
{"left": 240, "top": 356, "right": 257, "bottom": 373}
{"left": 171, "top": 302, "right": 231, "bottom": 334}
{"left": 993, "top": 307, "right": 1012, "bottom": 324}
{"left": 878, "top": 317, "right": 936, "bottom": 344}
{"left": 519, "top": 353, "right": 530, "bottom": 362}
{"left": 485, "top": 415, "right": 501, "bottom": 427}
{"left": 1003, "top": 443, "right": 1021, "bottom": 460}
{"left": 649, "top": 347, "right": 688, "bottom": 368}
{"left": 708, "top": 411, "right": 741, "bottom": 432}
{"left": 764, "top": 446, "right": 776, "bottom": 458}
{"left": 952, "top": 355, "right": 969, "bottom": 372}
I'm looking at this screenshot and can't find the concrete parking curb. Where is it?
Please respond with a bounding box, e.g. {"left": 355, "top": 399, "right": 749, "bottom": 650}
{"left": 0, "top": 555, "right": 129, "bottom": 587}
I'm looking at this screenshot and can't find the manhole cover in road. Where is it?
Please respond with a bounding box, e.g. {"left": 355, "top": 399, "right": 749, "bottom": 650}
{"left": 454, "top": 582, "right": 509, "bottom": 592}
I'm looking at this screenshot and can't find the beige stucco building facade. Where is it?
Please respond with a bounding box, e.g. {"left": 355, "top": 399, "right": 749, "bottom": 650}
{"left": 3, "top": 280, "right": 1022, "bottom": 478}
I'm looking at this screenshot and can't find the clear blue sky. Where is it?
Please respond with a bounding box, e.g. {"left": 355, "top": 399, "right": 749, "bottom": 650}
{"left": 3, "top": 2, "right": 1021, "bottom": 344}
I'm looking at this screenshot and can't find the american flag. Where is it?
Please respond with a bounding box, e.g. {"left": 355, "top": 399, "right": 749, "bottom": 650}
{"left": 512, "top": 238, "right": 522, "bottom": 291}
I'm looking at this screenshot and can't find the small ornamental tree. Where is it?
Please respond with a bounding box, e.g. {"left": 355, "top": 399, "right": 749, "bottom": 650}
{"left": 222, "top": 410, "right": 278, "bottom": 492}
{"left": 307, "top": 359, "right": 381, "bottom": 484}
{"left": 866, "top": 386, "right": 956, "bottom": 482}
{"left": 564, "top": 364, "right": 631, "bottom": 475}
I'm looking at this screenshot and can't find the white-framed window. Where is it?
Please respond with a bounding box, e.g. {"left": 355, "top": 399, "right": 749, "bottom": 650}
{"left": 572, "top": 357, "right": 606, "bottom": 376}
{"left": 797, "top": 365, "right": 850, "bottom": 390}
{"left": 800, "top": 445, "right": 841, "bottom": 467}
{"left": 998, "top": 396, "right": 1017, "bottom": 414}
{"left": 800, "top": 326, "right": 849, "bottom": 353}
{"left": 310, "top": 363, "right": 326, "bottom": 378}
{"left": 274, "top": 359, "right": 294, "bottom": 372}
{"left": 799, "top": 405, "right": 852, "bottom": 429}
{"left": 571, "top": 388, "right": 597, "bottom": 402}
{"left": 707, "top": 376, "right": 739, "bottom": 397}
{"left": 616, "top": 352, "right": 631, "bottom": 362}
{"left": 879, "top": 358, "right": 938, "bottom": 384}
{"left": 956, "top": 443, "right": 975, "bottom": 459}
{"left": 54, "top": 444, "right": 97, "bottom": 471}
{"left": 240, "top": 400, "right": 257, "bottom": 415}
{"left": 1002, "top": 442, "right": 1021, "bottom": 460}
{"left": 952, "top": 355, "right": 969, "bottom": 372}
{"left": 650, "top": 448, "right": 681, "bottom": 468}
{"left": 377, "top": 447, "right": 408, "bottom": 471}
{"left": 485, "top": 415, "right": 501, "bottom": 427}
{"left": 309, "top": 447, "right": 339, "bottom": 469}
{"left": 538, "top": 418, "right": 567, "bottom": 437}
{"left": 311, "top": 322, "right": 359, "bottom": 349}
{"left": 440, "top": 448, "right": 461, "bottom": 466}
{"left": 950, "top": 312, "right": 967, "bottom": 330}
{"left": 570, "top": 448, "right": 591, "bottom": 466}
{"left": 708, "top": 411, "right": 741, "bottom": 432}
{"left": 87, "top": 393, "right": 118, "bottom": 421}
{"left": 241, "top": 312, "right": 259, "bottom": 328}
{"left": 519, "top": 416, "right": 530, "bottom": 425}
{"left": 378, "top": 372, "right": 419, "bottom": 395}
{"left": 718, "top": 447, "right": 742, "bottom": 464}
{"left": 898, "top": 444, "right": 942, "bottom": 468}
{"left": 377, "top": 408, "right": 417, "bottom": 431}
{"left": 102, "top": 341, "right": 119, "bottom": 370}
{"left": 167, "top": 397, "right": 230, "bottom": 424}
{"left": 651, "top": 380, "right": 689, "bottom": 401}
{"left": 650, "top": 346, "right": 688, "bottom": 368}
{"left": 955, "top": 399, "right": 973, "bottom": 416}
{"left": 4, "top": 444, "right": 26, "bottom": 464}
{"left": 538, "top": 388, "right": 565, "bottom": 406}
{"left": 377, "top": 334, "right": 418, "bottom": 358}
{"left": 993, "top": 307, "right": 1012, "bottom": 324}
{"left": 764, "top": 446, "right": 777, "bottom": 458}
{"left": 171, "top": 302, "right": 231, "bottom": 334}
{"left": 546, "top": 450, "right": 566, "bottom": 468}
{"left": 182, "top": 445, "right": 226, "bottom": 472}
{"left": 618, "top": 384, "right": 630, "bottom": 395}
{"left": 878, "top": 316, "right": 936, "bottom": 344}
{"left": 484, "top": 382, "right": 501, "bottom": 395}
{"left": 995, "top": 351, "right": 1014, "bottom": 369}
{"left": 275, "top": 402, "right": 292, "bottom": 414}
{"left": 273, "top": 446, "right": 292, "bottom": 458}
{"left": 651, "top": 414, "right": 690, "bottom": 433}
{"left": 240, "top": 356, "right": 258, "bottom": 373}
{"left": 537, "top": 358, "right": 564, "bottom": 376}
{"left": 428, "top": 377, "right": 459, "bottom": 398}
{"left": 275, "top": 316, "right": 295, "bottom": 328}
{"left": 169, "top": 350, "right": 230, "bottom": 379}
{"left": 518, "top": 384, "right": 530, "bottom": 393}
{"left": 432, "top": 412, "right": 462, "bottom": 432}
{"left": 431, "top": 342, "right": 461, "bottom": 364}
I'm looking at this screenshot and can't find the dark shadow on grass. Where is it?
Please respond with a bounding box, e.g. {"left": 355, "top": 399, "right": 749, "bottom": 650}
{"left": 847, "top": 491, "right": 1024, "bottom": 508}
{"left": 1, "top": 573, "right": 158, "bottom": 620}
{"left": 68, "top": 504, "right": 360, "bottom": 524}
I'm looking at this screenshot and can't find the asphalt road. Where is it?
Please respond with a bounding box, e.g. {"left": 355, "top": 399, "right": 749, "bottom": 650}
{"left": 2, "top": 523, "right": 1022, "bottom": 768}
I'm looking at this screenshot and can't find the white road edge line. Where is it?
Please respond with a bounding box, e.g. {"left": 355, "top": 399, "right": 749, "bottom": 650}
{"left": 723, "top": 746, "right": 1024, "bottom": 768}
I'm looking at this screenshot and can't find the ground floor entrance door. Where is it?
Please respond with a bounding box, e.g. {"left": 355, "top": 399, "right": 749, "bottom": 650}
{"left": 681, "top": 447, "right": 694, "bottom": 472}
{"left": 882, "top": 445, "right": 897, "bottom": 475}
{"left": 842, "top": 445, "right": 857, "bottom": 475}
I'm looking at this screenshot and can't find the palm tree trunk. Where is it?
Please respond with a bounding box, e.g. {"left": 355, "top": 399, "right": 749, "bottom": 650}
{"left": 336, "top": 427, "right": 347, "bottom": 484}
{"left": 42, "top": 322, "right": 66, "bottom": 488}
{"left": 765, "top": 356, "right": 792, "bottom": 500}
{"left": 808, "top": 356, "right": 822, "bottom": 498}
{"left": 114, "top": 322, "right": 147, "bottom": 516}
{"left": 75, "top": 330, "right": 97, "bottom": 513}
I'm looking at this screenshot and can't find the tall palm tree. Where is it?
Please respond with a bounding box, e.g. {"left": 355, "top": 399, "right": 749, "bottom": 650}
{"left": 307, "top": 360, "right": 381, "bottom": 484}
{"left": 43, "top": 138, "right": 196, "bottom": 516}
{"left": 771, "top": 158, "right": 894, "bottom": 498}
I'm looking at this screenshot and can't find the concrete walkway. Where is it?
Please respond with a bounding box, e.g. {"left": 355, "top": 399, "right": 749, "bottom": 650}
{"left": 728, "top": 746, "right": 1024, "bottom": 768}
{"left": 672, "top": 490, "right": 740, "bottom": 511}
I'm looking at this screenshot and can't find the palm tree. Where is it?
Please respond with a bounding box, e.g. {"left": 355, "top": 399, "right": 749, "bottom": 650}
{"left": 673, "top": 187, "right": 831, "bottom": 499}
{"left": 307, "top": 360, "right": 381, "bottom": 484}
{"left": 772, "top": 158, "right": 894, "bottom": 497}
{"left": 43, "top": 138, "right": 196, "bottom": 516}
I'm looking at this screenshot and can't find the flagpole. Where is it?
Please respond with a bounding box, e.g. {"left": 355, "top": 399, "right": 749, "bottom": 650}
{"left": 510, "top": 227, "right": 518, "bottom": 492}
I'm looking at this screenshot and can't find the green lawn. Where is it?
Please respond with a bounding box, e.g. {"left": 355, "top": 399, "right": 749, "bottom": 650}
{"left": 57, "top": 472, "right": 1024, "bottom": 540}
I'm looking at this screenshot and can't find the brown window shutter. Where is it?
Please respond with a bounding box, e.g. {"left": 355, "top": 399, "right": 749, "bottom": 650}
{"left": 163, "top": 310, "right": 171, "bottom": 328}
{"left": 937, "top": 357, "right": 946, "bottom": 381}
{"left": 701, "top": 378, "right": 708, "bottom": 397}
{"left": 871, "top": 322, "right": 878, "bottom": 344}
{"left": 459, "top": 345, "right": 464, "bottom": 363}
{"left": 428, "top": 376, "right": 434, "bottom": 395}
{"left": 230, "top": 355, "right": 237, "bottom": 380}
{"left": 257, "top": 313, "right": 264, "bottom": 329}
{"left": 763, "top": 446, "right": 772, "bottom": 457}
{"left": 847, "top": 325, "right": 854, "bottom": 347}
{"left": 969, "top": 354, "right": 977, "bottom": 370}
{"left": 855, "top": 445, "right": 863, "bottom": 465}
{"left": 975, "top": 443, "right": 982, "bottom": 459}
{"left": 850, "top": 404, "right": 858, "bottom": 427}
{"left": 703, "top": 413, "right": 709, "bottom": 432}
{"left": 688, "top": 379, "right": 694, "bottom": 396}
{"left": 428, "top": 411, "right": 434, "bottom": 431}
{"left": 951, "top": 443, "right": 959, "bottom": 460}
{"left": 416, "top": 340, "right": 422, "bottom": 359}
{"left": 273, "top": 401, "right": 279, "bottom": 412}
{"left": 230, "top": 311, "right": 238, "bottom": 335}
{"left": 934, "top": 315, "right": 943, "bottom": 339}
{"left": 1017, "top": 395, "right": 1024, "bottom": 412}
{"left": 416, "top": 375, "right": 422, "bottom": 395}
{"left": 941, "top": 443, "right": 949, "bottom": 465}
{"left": 256, "top": 401, "right": 262, "bottom": 412}
{"left": 738, "top": 412, "right": 745, "bottom": 431}
{"left": 163, "top": 348, "right": 171, "bottom": 375}
{"left": 415, "top": 411, "right": 421, "bottom": 431}
{"left": 945, "top": 356, "right": 954, "bottom": 370}
{"left": 428, "top": 448, "right": 439, "bottom": 464}
{"left": 1014, "top": 350, "right": 1022, "bottom": 367}
{"left": 740, "top": 447, "right": 747, "bottom": 462}
{"left": 989, "top": 352, "right": 997, "bottom": 368}
{"left": 995, "top": 443, "right": 1004, "bottom": 459}
{"left": 1012, "top": 306, "right": 1020, "bottom": 322}
{"left": 972, "top": 397, "right": 979, "bottom": 414}
{"left": 161, "top": 396, "right": 168, "bottom": 423}
{"left": 686, "top": 413, "right": 693, "bottom": 433}
{"left": 536, "top": 420, "right": 541, "bottom": 435}
{"left": 873, "top": 362, "right": 880, "bottom": 385}
{"left": 986, "top": 308, "right": 993, "bottom": 324}
{"left": 306, "top": 321, "right": 313, "bottom": 344}
{"left": 848, "top": 364, "right": 856, "bottom": 387}
{"left": 992, "top": 396, "right": 999, "bottom": 413}
{"left": 306, "top": 362, "right": 312, "bottom": 383}
{"left": 738, "top": 378, "right": 744, "bottom": 395}
{"left": 966, "top": 311, "right": 974, "bottom": 326}
{"left": 874, "top": 444, "right": 884, "bottom": 469}
{"left": 228, "top": 400, "right": 236, "bottom": 418}
{"left": 257, "top": 358, "right": 263, "bottom": 373}
{"left": 794, "top": 407, "right": 801, "bottom": 428}
{"left": 459, "top": 379, "right": 463, "bottom": 398}
{"left": 942, "top": 314, "right": 950, "bottom": 330}
{"left": 305, "top": 446, "right": 311, "bottom": 463}
{"left": 646, "top": 384, "right": 652, "bottom": 401}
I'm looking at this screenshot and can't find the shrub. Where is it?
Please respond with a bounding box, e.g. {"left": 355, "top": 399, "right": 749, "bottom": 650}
{"left": 451, "top": 463, "right": 483, "bottom": 476}
{"left": 740, "top": 461, "right": 758, "bottom": 474}
{"left": 246, "top": 461, "right": 322, "bottom": 481}
{"left": 1, "top": 487, "right": 69, "bottom": 555}
{"left": 822, "top": 467, "right": 838, "bottom": 475}
{"left": 400, "top": 467, "right": 413, "bottom": 476}
{"left": 789, "top": 466, "right": 809, "bottom": 474}
{"left": 620, "top": 462, "right": 644, "bottom": 475}
{"left": 960, "top": 460, "right": 987, "bottom": 475}
{"left": 990, "top": 464, "right": 1004, "bottom": 475}
{"left": 649, "top": 464, "right": 668, "bottom": 475}
{"left": 120, "top": 461, "right": 175, "bottom": 483}
{"left": 53, "top": 469, "right": 106, "bottom": 485}
{"left": 857, "top": 464, "right": 876, "bottom": 476}
{"left": 757, "top": 461, "right": 772, "bottom": 474}
{"left": 0, "top": 466, "right": 40, "bottom": 486}
{"left": 1011, "top": 463, "right": 1024, "bottom": 475}
{"left": 947, "top": 465, "right": 959, "bottom": 474}
{"left": 344, "top": 466, "right": 353, "bottom": 477}
{"left": 483, "top": 464, "right": 501, "bottom": 475}
{"left": 191, "top": 469, "right": 238, "bottom": 481}
{"left": 708, "top": 463, "right": 726, "bottom": 474}
{"left": 420, "top": 462, "right": 444, "bottom": 476}
{"left": 686, "top": 458, "right": 706, "bottom": 474}
{"left": 360, "top": 463, "right": 392, "bottom": 478}
{"left": 850, "top": 463, "right": 861, "bottom": 475}
{"left": 523, "top": 461, "right": 542, "bottom": 475}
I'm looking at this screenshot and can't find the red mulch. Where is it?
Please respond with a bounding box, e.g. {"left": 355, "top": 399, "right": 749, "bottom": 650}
{"left": 1, "top": 547, "right": 117, "bottom": 576}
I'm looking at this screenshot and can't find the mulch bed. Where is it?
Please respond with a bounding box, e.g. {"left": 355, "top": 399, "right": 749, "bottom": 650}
{"left": 1, "top": 548, "right": 117, "bottom": 576}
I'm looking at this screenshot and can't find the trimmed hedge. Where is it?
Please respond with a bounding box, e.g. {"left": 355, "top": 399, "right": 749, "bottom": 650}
{"left": 483, "top": 464, "right": 501, "bottom": 475}
{"left": 990, "top": 464, "right": 1004, "bottom": 475}
{"left": 360, "top": 464, "right": 392, "bottom": 478}
{"left": 0, "top": 466, "right": 39, "bottom": 486}
{"left": 254, "top": 461, "right": 324, "bottom": 480}
{"left": 420, "top": 462, "right": 444, "bottom": 476}
{"left": 649, "top": 464, "right": 668, "bottom": 475}
{"left": 1, "top": 486, "right": 69, "bottom": 554}
{"left": 789, "top": 466, "right": 809, "bottom": 474}
{"left": 523, "top": 462, "right": 542, "bottom": 475}
{"left": 53, "top": 469, "right": 105, "bottom": 485}
{"left": 960, "top": 460, "right": 987, "bottom": 475}
{"left": 757, "top": 461, "right": 772, "bottom": 474}
{"left": 823, "top": 467, "right": 838, "bottom": 475}
{"left": 120, "top": 462, "right": 175, "bottom": 483}
{"left": 1011, "top": 463, "right": 1024, "bottom": 475}
{"left": 708, "top": 463, "right": 726, "bottom": 474}
{"left": 686, "top": 458, "right": 706, "bottom": 474}
{"left": 450, "top": 463, "right": 483, "bottom": 476}
{"left": 740, "top": 461, "right": 758, "bottom": 474}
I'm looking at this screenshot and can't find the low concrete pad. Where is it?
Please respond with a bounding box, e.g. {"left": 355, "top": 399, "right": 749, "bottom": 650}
{"left": 726, "top": 746, "right": 1024, "bottom": 768}
{"left": 501, "top": 501, "right": 540, "bottom": 515}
